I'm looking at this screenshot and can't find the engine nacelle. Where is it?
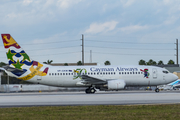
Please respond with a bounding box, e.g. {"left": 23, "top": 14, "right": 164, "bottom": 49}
{"left": 107, "top": 79, "right": 126, "bottom": 90}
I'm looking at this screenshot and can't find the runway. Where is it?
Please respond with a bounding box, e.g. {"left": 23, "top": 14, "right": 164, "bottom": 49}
{"left": 0, "top": 91, "right": 180, "bottom": 107}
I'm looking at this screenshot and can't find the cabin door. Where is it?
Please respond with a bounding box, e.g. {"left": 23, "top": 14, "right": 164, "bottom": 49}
{"left": 152, "top": 68, "right": 157, "bottom": 79}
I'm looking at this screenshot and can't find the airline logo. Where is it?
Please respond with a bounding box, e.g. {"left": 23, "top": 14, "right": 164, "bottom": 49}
{"left": 1, "top": 34, "right": 49, "bottom": 80}
{"left": 2, "top": 34, "right": 20, "bottom": 49}
{"left": 140, "top": 69, "right": 149, "bottom": 78}
{"left": 73, "top": 67, "right": 149, "bottom": 80}
{"left": 19, "top": 61, "right": 49, "bottom": 80}
{"left": 90, "top": 67, "right": 138, "bottom": 72}
{"left": 7, "top": 49, "right": 32, "bottom": 69}
{"left": 73, "top": 68, "right": 87, "bottom": 80}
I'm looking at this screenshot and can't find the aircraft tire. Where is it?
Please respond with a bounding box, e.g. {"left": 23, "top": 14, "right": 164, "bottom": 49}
{"left": 85, "top": 89, "right": 90, "bottom": 94}
{"left": 90, "top": 88, "right": 96, "bottom": 94}
{"left": 155, "top": 88, "right": 159, "bottom": 93}
{"left": 85, "top": 88, "right": 96, "bottom": 94}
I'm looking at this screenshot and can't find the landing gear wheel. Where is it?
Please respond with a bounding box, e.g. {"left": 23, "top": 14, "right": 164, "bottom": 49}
{"left": 155, "top": 88, "right": 159, "bottom": 93}
{"left": 85, "top": 87, "right": 96, "bottom": 94}
{"left": 90, "top": 88, "right": 96, "bottom": 94}
{"left": 85, "top": 89, "right": 90, "bottom": 94}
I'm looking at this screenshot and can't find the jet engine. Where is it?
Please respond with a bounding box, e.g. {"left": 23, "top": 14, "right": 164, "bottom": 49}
{"left": 107, "top": 79, "right": 126, "bottom": 90}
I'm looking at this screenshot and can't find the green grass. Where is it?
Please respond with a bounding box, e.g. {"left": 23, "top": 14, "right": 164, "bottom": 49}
{"left": 0, "top": 104, "right": 180, "bottom": 120}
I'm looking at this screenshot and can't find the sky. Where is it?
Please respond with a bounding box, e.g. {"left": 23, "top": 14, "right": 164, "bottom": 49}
{"left": 0, "top": 0, "right": 180, "bottom": 66}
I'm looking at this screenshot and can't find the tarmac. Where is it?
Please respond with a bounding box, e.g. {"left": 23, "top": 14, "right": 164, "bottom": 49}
{"left": 0, "top": 90, "right": 180, "bottom": 107}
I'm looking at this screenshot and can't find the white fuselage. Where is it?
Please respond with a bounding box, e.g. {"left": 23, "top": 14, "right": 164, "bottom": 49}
{"left": 17, "top": 65, "right": 178, "bottom": 87}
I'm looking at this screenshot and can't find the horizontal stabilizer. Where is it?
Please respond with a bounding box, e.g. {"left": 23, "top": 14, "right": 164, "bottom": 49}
{"left": 2, "top": 65, "right": 24, "bottom": 73}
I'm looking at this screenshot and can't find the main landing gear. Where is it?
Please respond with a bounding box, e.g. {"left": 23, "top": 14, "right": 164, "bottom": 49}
{"left": 155, "top": 88, "right": 159, "bottom": 93}
{"left": 85, "top": 87, "right": 96, "bottom": 94}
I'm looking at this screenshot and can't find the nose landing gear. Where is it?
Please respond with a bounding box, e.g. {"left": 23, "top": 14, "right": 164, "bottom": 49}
{"left": 155, "top": 88, "right": 159, "bottom": 92}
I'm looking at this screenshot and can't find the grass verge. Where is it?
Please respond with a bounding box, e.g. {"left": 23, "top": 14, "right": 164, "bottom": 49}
{"left": 0, "top": 104, "right": 180, "bottom": 120}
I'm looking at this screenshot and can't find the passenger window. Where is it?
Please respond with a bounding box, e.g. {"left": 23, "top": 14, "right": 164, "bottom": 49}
{"left": 130, "top": 72, "right": 132, "bottom": 74}
{"left": 127, "top": 72, "right": 129, "bottom": 74}
{"left": 122, "top": 72, "right": 124, "bottom": 74}
{"left": 52, "top": 73, "right": 54, "bottom": 75}
{"left": 69, "top": 73, "right": 70, "bottom": 75}
{"left": 125, "top": 72, "right": 126, "bottom": 74}
{"left": 103, "top": 72, "right": 105, "bottom": 75}
{"left": 94, "top": 73, "right": 96, "bottom": 75}
{"left": 119, "top": 72, "right": 121, "bottom": 74}
{"left": 63, "top": 73, "right": 65, "bottom": 75}
{"left": 91, "top": 73, "right": 93, "bottom": 75}
{"left": 49, "top": 73, "right": 51, "bottom": 75}
{"left": 71, "top": 73, "right": 73, "bottom": 75}
{"left": 88, "top": 73, "right": 90, "bottom": 75}
{"left": 97, "top": 72, "right": 99, "bottom": 75}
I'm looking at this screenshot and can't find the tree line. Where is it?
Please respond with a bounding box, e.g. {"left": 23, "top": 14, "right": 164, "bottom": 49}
{"left": 139, "top": 59, "right": 175, "bottom": 65}
{"left": 43, "top": 60, "right": 111, "bottom": 66}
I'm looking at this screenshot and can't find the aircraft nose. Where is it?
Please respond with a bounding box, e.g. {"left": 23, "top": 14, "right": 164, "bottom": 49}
{"left": 172, "top": 74, "right": 178, "bottom": 81}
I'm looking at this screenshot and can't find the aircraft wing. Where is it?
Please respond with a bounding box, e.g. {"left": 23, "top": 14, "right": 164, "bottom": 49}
{"left": 81, "top": 75, "right": 107, "bottom": 85}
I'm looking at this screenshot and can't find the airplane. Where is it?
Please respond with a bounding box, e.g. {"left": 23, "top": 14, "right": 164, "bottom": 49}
{"left": 157, "top": 79, "right": 180, "bottom": 90}
{"left": 167, "top": 79, "right": 180, "bottom": 89}
{"left": 1, "top": 34, "right": 178, "bottom": 94}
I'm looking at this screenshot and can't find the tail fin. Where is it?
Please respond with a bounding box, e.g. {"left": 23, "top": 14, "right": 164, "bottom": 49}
{"left": 1, "top": 34, "right": 32, "bottom": 69}
{"left": 1, "top": 34, "right": 49, "bottom": 80}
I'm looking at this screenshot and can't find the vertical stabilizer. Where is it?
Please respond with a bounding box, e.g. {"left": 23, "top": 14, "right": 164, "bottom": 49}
{"left": 1, "top": 34, "right": 49, "bottom": 80}
{"left": 1, "top": 34, "right": 32, "bottom": 70}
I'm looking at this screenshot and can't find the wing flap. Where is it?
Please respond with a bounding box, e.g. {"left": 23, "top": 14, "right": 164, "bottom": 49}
{"left": 81, "top": 75, "right": 107, "bottom": 85}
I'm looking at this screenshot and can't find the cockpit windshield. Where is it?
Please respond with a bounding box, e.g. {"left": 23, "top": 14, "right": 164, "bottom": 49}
{"left": 163, "top": 71, "right": 169, "bottom": 74}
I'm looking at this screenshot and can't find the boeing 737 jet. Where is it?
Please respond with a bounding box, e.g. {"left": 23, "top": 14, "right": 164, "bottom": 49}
{"left": 1, "top": 34, "right": 178, "bottom": 93}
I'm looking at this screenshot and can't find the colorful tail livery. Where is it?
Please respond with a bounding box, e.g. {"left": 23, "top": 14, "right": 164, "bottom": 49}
{"left": 1, "top": 34, "right": 49, "bottom": 80}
